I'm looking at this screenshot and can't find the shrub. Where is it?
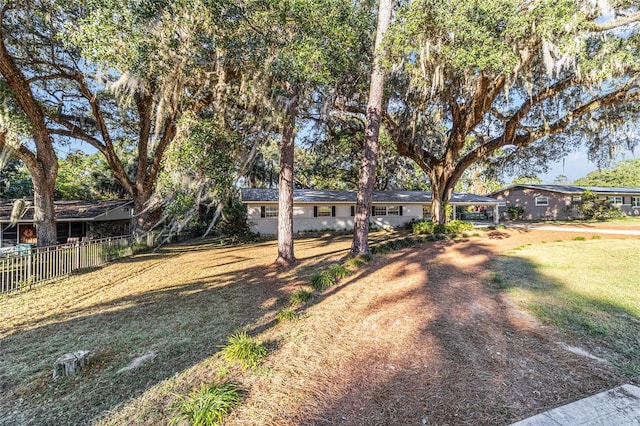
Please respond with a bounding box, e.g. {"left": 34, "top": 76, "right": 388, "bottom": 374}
{"left": 412, "top": 220, "right": 473, "bottom": 235}
{"left": 507, "top": 206, "right": 525, "bottom": 220}
{"left": 277, "top": 308, "right": 298, "bottom": 322}
{"left": 310, "top": 271, "right": 335, "bottom": 291}
{"left": 170, "top": 382, "right": 242, "bottom": 426}
{"left": 222, "top": 331, "right": 267, "bottom": 370}
{"left": 413, "top": 220, "right": 436, "bottom": 235}
{"left": 290, "top": 289, "right": 314, "bottom": 306}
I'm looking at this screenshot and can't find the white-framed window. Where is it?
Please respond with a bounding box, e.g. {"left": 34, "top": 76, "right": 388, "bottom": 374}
{"left": 633, "top": 196, "right": 640, "bottom": 208}
{"left": 387, "top": 206, "right": 401, "bottom": 216}
{"left": 422, "top": 205, "right": 432, "bottom": 218}
{"left": 264, "top": 206, "right": 278, "bottom": 218}
{"left": 373, "top": 206, "right": 387, "bottom": 216}
{"left": 607, "top": 196, "right": 623, "bottom": 205}
{"left": 571, "top": 196, "right": 581, "bottom": 204}
{"left": 373, "top": 205, "right": 402, "bottom": 216}
{"left": 317, "top": 206, "right": 332, "bottom": 217}
{"left": 535, "top": 196, "right": 548, "bottom": 206}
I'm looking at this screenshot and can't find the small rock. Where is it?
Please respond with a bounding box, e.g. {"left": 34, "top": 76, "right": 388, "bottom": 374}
{"left": 53, "top": 351, "right": 90, "bottom": 378}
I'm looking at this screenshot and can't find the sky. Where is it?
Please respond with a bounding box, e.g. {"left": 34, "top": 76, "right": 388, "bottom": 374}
{"left": 537, "top": 149, "right": 638, "bottom": 184}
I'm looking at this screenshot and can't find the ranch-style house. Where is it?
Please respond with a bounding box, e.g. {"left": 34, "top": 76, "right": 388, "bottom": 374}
{"left": 0, "top": 199, "right": 133, "bottom": 247}
{"left": 489, "top": 184, "right": 640, "bottom": 220}
{"left": 241, "top": 188, "right": 501, "bottom": 235}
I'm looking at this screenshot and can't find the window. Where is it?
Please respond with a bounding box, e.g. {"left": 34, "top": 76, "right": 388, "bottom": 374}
{"left": 317, "top": 206, "right": 332, "bottom": 217}
{"left": 373, "top": 206, "right": 387, "bottom": 216}
{"left": 535, "top": 196, "right": 548, "bottom": 206}
{"left": 372, "top": 206, "right": 403, "bottom": 216}
{"left": 422, "top": 205, "right": 432, "bottom": 219}
{"left": 633, "top": 197, "right": 640, "bottom": 208}
{"left": 571, "top": 196, "right": 581, "bottom": 204}
{"left": 260, "top": 206, "right": 277, "bottom": 218}
{"left": 387, "top": 206, "right": 400, "bottom": 216}
{"left": 314, "top": 206, "right": 335, "bottom": 217}
{"left": 607, "top": 196, "right": 623, "bottom": 205}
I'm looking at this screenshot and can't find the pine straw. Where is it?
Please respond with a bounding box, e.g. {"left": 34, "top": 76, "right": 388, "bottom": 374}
{"left": 1, "top": 228, "right": 637, "bottom": 425}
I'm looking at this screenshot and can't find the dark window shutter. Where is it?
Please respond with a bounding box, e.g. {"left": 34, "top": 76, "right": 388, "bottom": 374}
{"left": 399, "top": 206, "right": 403, "bottom": 216}
{"left": 260, "top": 206, "right": 266, "bottom": 218}
{"left": 313, "top": 206, "right": 318, "bottom": 217}
{"left": 331, "top": 206, "right": 336, "bottom": 217}
{"left": 371, "top": 206, "right": 376, "bottom": 216}
{"left": 350, "top": 206, "right": 355, "bottom": 216}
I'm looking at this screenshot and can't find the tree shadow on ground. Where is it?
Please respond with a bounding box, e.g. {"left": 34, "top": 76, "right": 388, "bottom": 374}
{"left": 261, "top": 237, "right": 632, "bottom": 425}
{"left": 0, "top": 245, "right": 299, "bottom": 426}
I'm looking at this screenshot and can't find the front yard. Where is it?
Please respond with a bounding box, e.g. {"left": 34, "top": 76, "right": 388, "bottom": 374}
{"left": 0, "top": 226, "right": 638, "bottom": 425}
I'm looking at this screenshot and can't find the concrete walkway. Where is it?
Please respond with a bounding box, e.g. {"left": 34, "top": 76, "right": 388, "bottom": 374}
{"left": 505, "top": 224, "right": 640, "bottom": 236}
{"left": 512, "top": 384, "right": 640, "bottom": 425}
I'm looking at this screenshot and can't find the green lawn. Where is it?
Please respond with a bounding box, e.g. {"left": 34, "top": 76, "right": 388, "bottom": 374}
{"left": 491, "top": 239, "right": 640, "bottom": 379}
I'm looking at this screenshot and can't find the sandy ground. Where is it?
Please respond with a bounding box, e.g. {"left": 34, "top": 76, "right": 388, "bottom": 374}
{"left": 224, "top": 227, "right": 637, "bottom": 425}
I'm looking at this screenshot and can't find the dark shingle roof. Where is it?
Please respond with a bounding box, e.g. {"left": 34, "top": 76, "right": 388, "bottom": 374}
{"left": 240, "top": 188, "right": 500, "bottom": 204}
{"left": 0, "top": 199, "right": 132, "bottom": 222}
{"left": 488, "top": 184, "right": 640, "bottom": 196}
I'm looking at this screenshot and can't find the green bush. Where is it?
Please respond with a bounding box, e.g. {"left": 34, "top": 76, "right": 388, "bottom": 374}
{"left": 222, "top": 331, "right": 267, "bottom": 370}
{"left": 507, "top": 206, "right": 525, "bottom": 220}
{"left": 170, "top": 382, "right": 242, "bottom": 426}
{"left": 412, "top": 220, "right": 473, "bottom": 235}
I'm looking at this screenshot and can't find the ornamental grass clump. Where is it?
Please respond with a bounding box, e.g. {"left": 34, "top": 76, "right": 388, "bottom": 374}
{"left": 327, "top": 264, "right": 351, "bottom": 280}
{"left": 277, "top": 308, "right": 298, "bottom": 322}
{"left": 289, "top": 289, "right": 314, "bottom": 306}
{"left": 222, "top": 331, "right": 267, "bottom": 370}
{"left": 170, "top": 382, "right": 242, "bottom": 426}
{"left": 310, "top": 271, "right": 335, "bottom": 291}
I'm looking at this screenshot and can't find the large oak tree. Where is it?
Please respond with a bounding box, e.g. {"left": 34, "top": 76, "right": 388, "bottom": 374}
{"left": 386, "top": 0, "right": 640, "bottom": 223}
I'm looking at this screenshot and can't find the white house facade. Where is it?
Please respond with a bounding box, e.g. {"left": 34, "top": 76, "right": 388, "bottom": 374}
{"left": 241, "top": 188, "right": 501, "bottom": 235}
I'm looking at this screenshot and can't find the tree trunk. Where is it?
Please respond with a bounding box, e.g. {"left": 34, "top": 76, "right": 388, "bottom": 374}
{"left": 351, "top": 0, "right": 393, "bottom": 256}
{"left": 276, "top": 91, "right": 297, "bottom": 266}
{"left": 429, "top": 170, "right": 454, "bottom": 225}
{"left": 32, "top": 173, "right": 57, "bottom": 247}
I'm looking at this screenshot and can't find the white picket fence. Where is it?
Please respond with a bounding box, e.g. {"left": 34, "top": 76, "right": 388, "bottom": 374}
{"left": 0, "top": 235, "right": 134, "bottom": 295}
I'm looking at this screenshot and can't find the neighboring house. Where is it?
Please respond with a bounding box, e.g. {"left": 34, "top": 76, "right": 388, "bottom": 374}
{"left": 488, "top": 184, "right": 640, "bottom": 220}
{"left": 0, "top": 199, "right": 133, "bottom": 247}
{"left": 241, "top": 188, "right": 501, "bottom": 235}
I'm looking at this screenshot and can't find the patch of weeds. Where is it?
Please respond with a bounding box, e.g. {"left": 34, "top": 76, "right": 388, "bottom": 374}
{"left": 591, "top": 235, "right": 601, "bottom": 240}
{"left": 277, "top": 308, "right": 298, "bottom": 322}
{"left": 327, "top": 264, "right": 351, "bottom": 280}
{"left": 216, "top": 365, "right": 231, "bottom": 379}
{"left": 461, "top": 233, "right": 470, "bottom": 238}
{"left": 170, "top": 382, "right": 242, "bottom": 426}
{"left": 486, "top": 272, "right": 507, "bottom": 289}
{"left": 222, "top": 331, "right": 267, "bottom": 370}
{"left": 472, "top": 233, "right": 480, "bottom": 237}
{"left": 612, "top": 360, "right": 640, "bottom": 378}
{"left": 310, "top": 271, "right": 335, "bottom": 291}
{"left": 289, "top": 289, "right": 314, "bottom": 306}
{"left": 573, "top": 236, "right": 586, "bottom": 241}
{"left": 581, "top": 319, "right": 608, "bottom": 335}
{"left": 345, "top": 257, "right": 365, "bottom": 268}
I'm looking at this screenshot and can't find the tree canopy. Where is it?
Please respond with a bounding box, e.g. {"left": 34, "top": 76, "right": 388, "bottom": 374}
{"left": 575, "top": 158, "right": 640, "bottom": 187}
{"left": 379, "top": 0, "right": 640, "bottom": 222}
